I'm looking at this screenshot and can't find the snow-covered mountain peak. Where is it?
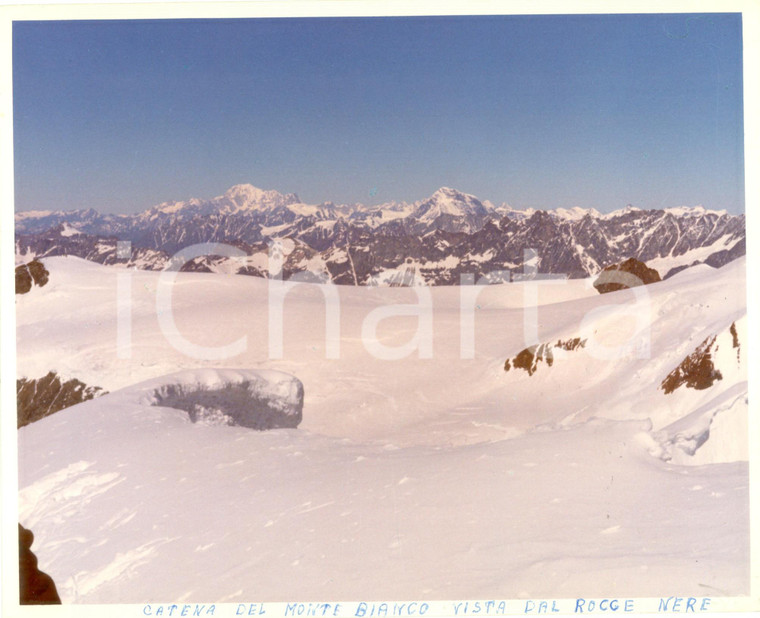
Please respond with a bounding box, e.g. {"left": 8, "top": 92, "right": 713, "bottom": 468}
{"left": 149, "top": 198, "right": 202, "bottom": 216}
{"left": 224, "top": 183, "right": 264, "bottom": 200}
{"left": 135, "top": 184, "right": 303, "bottom": 220}
{"left": 601, "top": 204, "right": 645, "bottom": 220}
{"left": 402, "top": 187, "right": 493, "bottom": 234}
{"left": 15, "top": 209, "right": 57, "bottom": 220}
{"left": 495, "top": 205, "right": 535, "bottom": 221}
{"left": 664, "top": 205, "right": 728, "bottom": 218}
{"left": 417, "top": 187, "right": 489, "bottom": 219}
{"left": 221, "top": 184, "right": 300, "bottom": 211}
{"left": 552, "top": 206, "right": 602, "bottom": 221}
{"left": 432, "top": 186, "right": 462, "bottom": 198}
{"left": 429, "top": 186, "right": 482, "bottom": 205}
{"left": 368, "top": 200, "right": 414, "bottom": 214}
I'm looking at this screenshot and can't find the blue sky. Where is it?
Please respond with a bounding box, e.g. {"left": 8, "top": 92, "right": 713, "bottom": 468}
{"left": 13, "top": 13, "right": 745, "bottom": 214}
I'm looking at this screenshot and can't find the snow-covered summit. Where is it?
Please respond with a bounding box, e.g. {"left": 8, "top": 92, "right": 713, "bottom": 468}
{"left": 407, "top": 187, "right": 492, "bottom": 233}
{"left": 137, "top": 184, "right": 301, "bottom": 220}
{"left": 15, "top": 209, "right": 57, "bottom": 220}
{"left": 601, "top": 204, "right": 644, "bottom": 220}
{"left": 221, "top": 183, "right": 301, "bottom": 211}
{"left": 551, "top": 206, "right": 603, "bottom": 221}
{"left": 499, "top": 205, "right": 603, "bottom": 221}
{"left": 418, "top": 187, "right": 491, "bottom": 217}
{"left": 664, "top": 205, "right": 728, "bottom": 218}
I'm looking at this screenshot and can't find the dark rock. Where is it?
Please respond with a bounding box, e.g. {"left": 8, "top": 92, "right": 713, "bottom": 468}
{"left": 15, "top": 260, "right": 49, "bottom": 294}
{"left": 705, "top": 236, "right": 746, "bottom": 269}
{"left": 663, "top": 264, "right": 692, "bottom": 279}
{"left": 504, "top": 343, "right": 553, "bottom": 376}
{"left": 661, "top": 335, "right": 723, "bottom": 394}
{"left": 593, "top": 258, "right": 661, "bottom": 294}
{"left": 505, "top": 337, "right": 586, "bottom": 375}
{"left": 19, "top": 524, "right": 61, "bottom": 605}
{"left": 17, "top": 372, "right": 106, "bottom": 428}
{"left": 729, "top": 322, "right": 741, "bottom": 363}
{"left": 730, "top": 322, "right": 740, "bottom": 349}
{"left": 555, "top": 337, "right": 587, "bottom": 352}
{"left": 15, "top": 266, "right": 32, "bottom": 294}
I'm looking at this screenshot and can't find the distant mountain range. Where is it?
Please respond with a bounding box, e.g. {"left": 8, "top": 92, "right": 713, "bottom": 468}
{"left": 15, "top": 184, "right": 746, "bottom": 285}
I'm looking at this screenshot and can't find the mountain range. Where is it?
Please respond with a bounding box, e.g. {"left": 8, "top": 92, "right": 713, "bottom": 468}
{"left": 15, "top": 184, "right": 746, "bottom": 285}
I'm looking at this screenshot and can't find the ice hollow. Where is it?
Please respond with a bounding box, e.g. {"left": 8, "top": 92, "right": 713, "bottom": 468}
{"left": 140, "top": 369, "right": 304, "bottom": 430}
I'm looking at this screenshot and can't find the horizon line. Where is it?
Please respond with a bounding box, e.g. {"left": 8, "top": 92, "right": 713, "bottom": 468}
{"left": 12, "top": 182, "right": 741, "bottom": 217}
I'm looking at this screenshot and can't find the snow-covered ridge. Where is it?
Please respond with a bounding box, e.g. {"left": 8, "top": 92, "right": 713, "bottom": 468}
{"left": 664, "top": 205, "right": 728, "bottom": 217}
{"left": 551, "top": 206, "right": 603, "bottom": 221}
{"left": 16, "top": 183, "right": 734, "bottom": 224}
{"left": 142, "top": 184, "right": 302, "bottom": 219}
{"left": 600, "top": 204, "right": 643, "bottom": 219}
{"left": 415, "top": 186, "right": 489, "bottom": 218}
{"left": 15, "top": 209, "right": 57, "bottom": 219}
{"left": 14, "top": 184, "right": 745, "bottom": 285}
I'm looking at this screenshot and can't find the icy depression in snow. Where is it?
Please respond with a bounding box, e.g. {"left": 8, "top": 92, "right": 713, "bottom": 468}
{"left": 145, "top": 369, "right": 303, "bottom": 429}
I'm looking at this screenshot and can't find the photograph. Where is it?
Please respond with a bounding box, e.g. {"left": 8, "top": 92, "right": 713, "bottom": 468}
{"left": 2, "top": 2, "right": 755, "bottom": 616}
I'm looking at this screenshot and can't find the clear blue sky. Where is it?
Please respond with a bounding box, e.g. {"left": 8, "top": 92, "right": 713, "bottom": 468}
{"left": 13, "top": 13, "right": 745, "bottom": 214}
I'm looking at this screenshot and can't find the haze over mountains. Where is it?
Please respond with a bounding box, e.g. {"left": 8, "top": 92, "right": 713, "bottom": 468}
{"left": 16, "top": 184, "right": 745, "bottom": 285}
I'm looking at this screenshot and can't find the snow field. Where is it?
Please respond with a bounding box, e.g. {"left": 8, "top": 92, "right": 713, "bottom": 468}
{"left": 15, "top": 255, "right": 749, "bottom": 602}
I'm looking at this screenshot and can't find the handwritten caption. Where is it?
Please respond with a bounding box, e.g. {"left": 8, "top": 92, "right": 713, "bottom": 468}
{"left": 141, "top": 596, "right": 712, "bottom": 617}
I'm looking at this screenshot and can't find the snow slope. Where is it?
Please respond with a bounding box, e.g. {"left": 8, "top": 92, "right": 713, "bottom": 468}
{"left": 645, "top": 234, "right": 743, "bottom": 277}
{"left": 15, "top": 256, "right": 749, "bottom": 603}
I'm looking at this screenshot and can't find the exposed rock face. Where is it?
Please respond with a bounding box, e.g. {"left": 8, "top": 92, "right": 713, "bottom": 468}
{"left": 15, "top": 185, "right": 745, "bottom": 285}
{"left": 730, "top": 321, "right": 740, "bottom": 351}
{"left": 505, "top": 338, "right": 587, "bottom": 376}
{"left": 652, "top": 319, "right": 747, "bottom": 464}
{"left": 555, "top": 337, "right": 587, "bottom": 352}
{"left": 504, "top": 344, "right": 554, "bottom": 376}
{"left": 19, "top": 524, "right": 61, "bottom": 605}
{"left": 593, "top": 258, "right": 661, "bottom": 294}
{"left": 661, "top": 335, "right": 723, "bottom": 394}
{"left": 17, "top": 372, "right": 106, "bottom": 428}
{"left": 15, "top": 260, "right": 49, "bottom": 294}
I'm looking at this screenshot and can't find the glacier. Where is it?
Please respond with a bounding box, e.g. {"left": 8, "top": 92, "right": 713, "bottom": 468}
{"left": 13, "top": 253, "right": 749, "bottom": 603}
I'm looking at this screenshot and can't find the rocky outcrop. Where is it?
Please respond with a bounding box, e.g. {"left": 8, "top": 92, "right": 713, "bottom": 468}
{"left": 730, "top": 321, "right": 740, "bottom": 351}
{"left": 661, "top": 335, "right": 723, "bottom": 394}
{"left": 15, "top": 260, "right": 49, "bottom": 294}
{"left": 555, "top": 337, "right": 587, "bottom": 352}
{"left": 661, "top": 319, "right": 744, "bottom": 395}
{"left": 17, "top": 372, "right": 106, "bottom": 428}
{"left": 593, "top": 258, "right": 661, "bottom": 294}
{"left": 505, "top": 338, "right": 587, "bottom": 376}
{"left": 19, "top": 524, "right": 61, "bottom": 605}
{"left": 504, "top": 343, "right": 553, "bottom": 376}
